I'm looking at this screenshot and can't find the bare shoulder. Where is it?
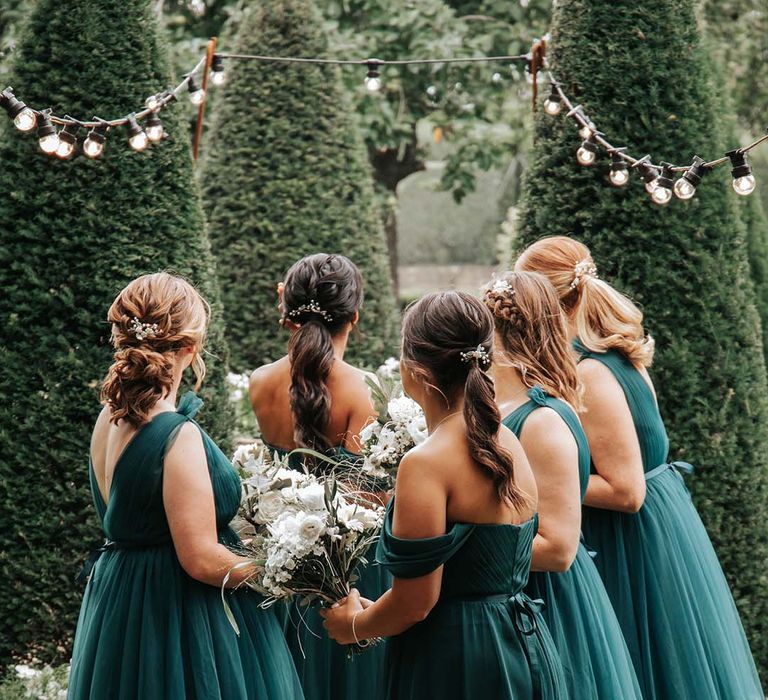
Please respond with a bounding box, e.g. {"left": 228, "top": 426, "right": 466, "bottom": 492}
{"left": 249, "top": 357, "right": 288, "bottom": 400}
{"left": 165, "top": 421, "right": 205, "bottom": 470}
{"left": 521, "top": 407, "right": 574, "bottom": 445}
{"left": 90, "top": 405, "right": 113, "bottom": 453}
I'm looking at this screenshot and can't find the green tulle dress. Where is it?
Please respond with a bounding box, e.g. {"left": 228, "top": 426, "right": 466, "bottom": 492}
{"left": 270, "top": 445, "right": 390, "bottom": 700}
{"left": 503, "top": 386, "right": 642, "bottom": 699}
{"left": 68, "top": 393, "right": 304, "bottom": 700}
{"left": 376, "top": 499, "right": 566, "bottom": 699}
{"left": 575, "top": 342, "right": 762, "bottom": 699}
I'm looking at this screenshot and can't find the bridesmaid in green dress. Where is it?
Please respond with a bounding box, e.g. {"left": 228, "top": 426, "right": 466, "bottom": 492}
{"left": 249, "top": 254, "right": 390, "bottom": 700}
{"left": 320, "top": 291, "right": 566, "bottom": 699}
{"left": 518, "top": 236, "right": 762, "bottom": 699}
{"left": 68, "top": 273, "right": 303, "bottom": 700}
{"left": 487, "top": 271, "right": 642, "bottom": 699}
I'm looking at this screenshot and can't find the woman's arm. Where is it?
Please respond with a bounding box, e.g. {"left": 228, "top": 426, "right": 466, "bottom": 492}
{"left": 320, "top": 449, "right": 447, "bottom": 642}
{"left": 164, "top": 422, "right": 257, "bottom": 587}
{"left": 521, "top": 410, "right": 581, "bottom": 572}
{"left": 579, "top": 360, "right": 646, "bottom": 513}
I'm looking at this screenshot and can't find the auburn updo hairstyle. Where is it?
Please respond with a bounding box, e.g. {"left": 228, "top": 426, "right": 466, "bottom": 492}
{"left": 281, "top": 254, "right": 363, "bottom": 452}
{"left": 484, "top": 271, "right": 582, "bottom": 410}
{"left": 101, "top": 272, "right": 209, "bottom": 427}
{"left": 401, "top": 291, "right": 528, "bottom": 511}
{"left": 516, "top": 236, "right": 654, "bottom": 367}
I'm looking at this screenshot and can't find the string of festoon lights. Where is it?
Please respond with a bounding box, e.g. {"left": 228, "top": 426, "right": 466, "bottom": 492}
{"left": 0, "top": 40, "right": 765, "bottom": 205}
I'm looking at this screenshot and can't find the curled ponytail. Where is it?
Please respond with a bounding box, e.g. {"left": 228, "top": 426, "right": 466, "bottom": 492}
{"left": 281, "top": 254, "right": 364, "bottom": 451}
{"left": 463, "top": 363, "right": 529, "bottom": 511}
{"left": 402, "top": 291, "right": 529, "bottom": 511}
{"left": 288, "top": 320, "right": 335, "bottom": 451}
{"left": 100, "top": 272, "right": 209, "bottom": 428}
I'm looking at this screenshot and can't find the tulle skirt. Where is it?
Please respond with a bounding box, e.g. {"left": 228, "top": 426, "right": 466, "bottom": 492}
{"left": 280, "top": 555, "right": 390, "bottom": 700}
{"left": 526, "top": 543, "right": 643, "bottom": 699}
{"left": 582, "top": 465, "right": 762, "bottom": 699}
{"left": 68, "top": 545, "right": 303, "bottom": 700}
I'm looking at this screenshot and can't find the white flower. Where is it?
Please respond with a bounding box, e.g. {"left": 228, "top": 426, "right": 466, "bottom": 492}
{"left": 297, "top": 482, "right": 327, "bottom": 511}
{"left": 298, "top": 514, "right": 326, "bottom": 542}
{"left": 406, "top": 415, "right": 428, "bottom": 445}
{"left": 15, "top": 665, "right": 37, "bottom": 679}
{"left": 491, "top": 278, "right": 512, "bottom": 294}
{"left": 359, "top": 420, "right": 381, "bottom": 445}
{"left": 378, "top": 357, "right": 400, "bottom": 378}
{"left": 256, "top": 491, "right": 285, "bottom": 524}
{"left": 388, "top": 395, "right": 422, "bottom": 423}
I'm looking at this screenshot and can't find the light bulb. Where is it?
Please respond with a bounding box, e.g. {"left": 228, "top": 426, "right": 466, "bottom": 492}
{"left": 55, "top": 123, "right": 79, "bottom": 159}
{"left": 365, "top": 75, "right": 381, "bottom": 93}
{"left": 39, "top": 133, "right": 59, "bottom": 154}
{"left": 56, "top": 139, "right": 75, "bottom": 159}
{"left": 651, "top": 185, "right": 672, "bottom": 205}
{"left": 211, "top": 70, "right": 226, "bottom": 86}
{"left": 544, "top": 98, "right": 562, "bottom": 116}
{"left": 577, "top": 146, "right": 596, "bottom": 165}
{"left": 673, "top": 178, "right": 696, "bottom": 200}
{"left": 83, "top": 137, "right": 104, "bottom": 158}
{"left": 13, "top": 107, "right": 36, "bottom": 131}
{"left": 609, "top": 168, "right": 629, "bottom": 186}
{"left": 129, "top": 131, "right": 149, "bottom": 151}
{"left": 145, "top": 95, "right": 160, "bottom": 111}
{"left": 189, "top": 88, "right": 206, "bottom": 105}
{"left": 645, "top": 179, "right": 658, "bottom": 194}
{"left": 733, "top": 174, "right": 756, "bottom": 196}
{"left": 579, "top": 124, "right": 594, "bottom": 140}
{"left": 491, "top": 72, "right": 502, "bottom": 84}
{"left": 145, "top": 112, "right": 163, "bottom": 142}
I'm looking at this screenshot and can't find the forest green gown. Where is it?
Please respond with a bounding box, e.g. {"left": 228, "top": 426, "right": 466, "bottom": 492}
{"left": 270, "top": 445, "right": 390, "bottom": 700}
{"left": 68, "top": 393, "right": 304, "bottom": 700}
{"left": 503, "top": 386, "right": 642, "bottom": 699}
{"left": 576, "top": 342, "right": 762, "bottom": 699}
{"left": 376, "top": 499, "right": 567, "bottom": 699}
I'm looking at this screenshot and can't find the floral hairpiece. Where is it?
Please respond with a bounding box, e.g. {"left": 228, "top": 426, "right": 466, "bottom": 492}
{"left": 489, "top": 278, "right": 515, "bottom": 295}
{"left": 570, "top": 259, "right": 598, "bottom": 290}
{"left": 129, "top": 317, "right": 160, "bottom": 341}
{"left": 460, "top": 345, "right": 491, "bottom": 367}
{"left": 287, "top": 300, "right": 334, "bottom": 323}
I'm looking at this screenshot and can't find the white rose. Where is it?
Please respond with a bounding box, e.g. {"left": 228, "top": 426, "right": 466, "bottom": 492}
{"left": 15, "top": 665, "right": 36, "bottom": 679}
{"left": 378, "top": 357, "right": 400, "bottom": 378}
{"left": 297, "top": 482, "right": 327, "bottom": 511}
{"left": 406, "top": 415, "right": 428, "bottom": 445}
{"left": 256, "top": 491, "right": 285, "bottom": 524}
{"left": 298, "top": 514, "right": 326, "bottom": 542}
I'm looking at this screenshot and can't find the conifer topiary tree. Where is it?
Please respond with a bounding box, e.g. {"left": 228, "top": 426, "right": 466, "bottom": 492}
{"left": 201, "top": 0, "right": 399, "bottom": 372}
{"left": 0, "top": 0, "right": 232, "bottom": 665}
{"left": 517, "top": 0, "right": 768, "bottom": 676}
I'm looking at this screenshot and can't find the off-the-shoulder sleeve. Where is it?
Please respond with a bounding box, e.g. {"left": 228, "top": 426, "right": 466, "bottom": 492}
{"left": 375, "top": 499, "right": 475, "bottom": 578}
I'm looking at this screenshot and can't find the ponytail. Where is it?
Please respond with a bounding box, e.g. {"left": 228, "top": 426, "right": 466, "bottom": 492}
{"left": 463, "top": 363, "right": 529, "bottom": 511}
{"left": 101, "top": 347, "right": 175, "bottom": 428}
{"left": 288, "top": 319, "right": 335, "bottom": 451}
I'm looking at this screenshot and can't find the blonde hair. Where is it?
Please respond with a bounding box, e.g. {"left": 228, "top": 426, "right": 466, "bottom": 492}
{"left": 101, "top": 272, "right": 209, "bottom": 427}
{"left": 484, "top": 271, "right": 583, "bottom": 410}
{"left": 516, "top": 236, "right": 654, "bottom": 367}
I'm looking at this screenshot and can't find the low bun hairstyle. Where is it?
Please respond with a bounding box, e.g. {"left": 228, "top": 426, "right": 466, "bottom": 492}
{"left": 484, "top": 271, "right": 583, "bottom": 410}
{"left": 401, "top": 291, "right": 528, "bottom": 511}
{"left": 516, "top": 236, "right": 655, "bottom": 367}
{"left": 101, "top": 273, "right": 209, "bottom": 427}
{"left": 281, "top": 254, "right": 363, "bottom": 451}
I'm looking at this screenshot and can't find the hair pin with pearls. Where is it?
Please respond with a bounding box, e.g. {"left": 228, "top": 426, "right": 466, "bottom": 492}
{"left": 489, "top": 278, "right": 514, "bottom": 295}
{"left": 129, "top": 317, "right": 160, "bottom": 341}
{"left": 287, "top": 300, "right": 334, "bottom": 323}
{"left": 570, "top": 259, "right": 598, "bottom": 290}
{"left": 460, "top": 345, "right": 491, "bottom": 367}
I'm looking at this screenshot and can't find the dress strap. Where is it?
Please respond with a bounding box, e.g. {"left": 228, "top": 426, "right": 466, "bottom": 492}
{"left": 645, "top": 461, "right": 694, "bottom": 481}
{"left": 375, "top": 499, "right": 475, "bottom": 578}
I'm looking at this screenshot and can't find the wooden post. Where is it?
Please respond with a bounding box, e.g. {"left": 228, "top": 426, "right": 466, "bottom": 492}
{"left": 193, "top": 36, "right": 217, "bottom": 162}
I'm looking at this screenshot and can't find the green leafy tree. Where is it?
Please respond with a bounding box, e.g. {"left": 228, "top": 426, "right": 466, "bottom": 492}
{"left": 0, "top": 0, "right": 232, "bottom": 666}
{"left": 517, "top": 0, "right": 768, "bottom": 676}
{"left": 200, "top": 0, "right": 399, "bottom": 372}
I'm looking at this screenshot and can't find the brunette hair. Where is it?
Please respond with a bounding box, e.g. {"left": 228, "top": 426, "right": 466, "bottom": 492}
{"left": 516, "top": 236, "right": 654, "bottom": 367}
{"left": 281, "top": 254, "right": 363, "bottom": 451}
{"left": 401, "top": 291, "right": 528, "bottom": 511}
{"left": 485, "top": 271, "right": 583, "bottom": 410}
{"left": 101, "top": 272, "right": 208, "bottom": 427}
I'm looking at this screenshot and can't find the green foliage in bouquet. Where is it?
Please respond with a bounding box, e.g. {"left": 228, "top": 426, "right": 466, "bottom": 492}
{"left": 200, "top": 0, "right": 400, "bottom": 372}
{"left": 516, "top": 0, "right": 768, "bottom": 676}
{"left": 0, "top": 0, "right": 232, "bottom": 666}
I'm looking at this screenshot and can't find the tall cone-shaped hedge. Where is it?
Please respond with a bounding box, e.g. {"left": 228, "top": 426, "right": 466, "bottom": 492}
{"left": 517, "top": 0, "right": 768, "bottom": 675}
{"left": 201, "top": 0, "right": 399, "bottom": 372}
{"left": 0, "top": 0, "right": 232, "bottom": 665}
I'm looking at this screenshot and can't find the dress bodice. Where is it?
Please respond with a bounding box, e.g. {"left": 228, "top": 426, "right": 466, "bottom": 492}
{"left": 574, "top": 340, "right": 669, "bottom": 472}
{"left": 502, "top": 386, "right": 591, "bottom": 501}
{"left": 89, "top": 392, "right": 241, "bottom": 545}
{"left": 376, "top": 499, "right": 538, "bottom": 599}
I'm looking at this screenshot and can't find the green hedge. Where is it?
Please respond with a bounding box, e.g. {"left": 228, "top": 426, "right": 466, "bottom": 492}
{"left": 517, "top": 0, "right": 768, "bottom": 677}
{"left": 200, "top": 0, "right": 399, "bottom": 372}
{"left": 0, "top": 0, "right": 232, "bottom": 666}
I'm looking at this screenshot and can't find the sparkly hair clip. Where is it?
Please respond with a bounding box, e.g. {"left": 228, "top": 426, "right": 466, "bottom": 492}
{"left": 129, "top": 317, "right": 160, "bottom": 341}
{"left": 570, "top": 259, "right": 598, "bottom": 290}
{"left": 287, "top": 300, "right": 334, "bottom": 323}
{"left": 460, "top": 345, "right": 491, "bottom": 367}
{"left": 488, "top": 278, "right": 514, "bottom": 295}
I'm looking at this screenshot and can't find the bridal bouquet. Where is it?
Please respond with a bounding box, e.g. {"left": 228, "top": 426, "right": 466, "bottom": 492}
{"left": 224, "top": 442, "right": 385, "bottom": 635}
{"left": 359, "top": 358, "right": 428, "bottom": 486}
